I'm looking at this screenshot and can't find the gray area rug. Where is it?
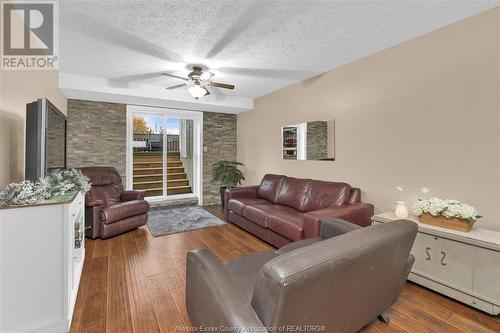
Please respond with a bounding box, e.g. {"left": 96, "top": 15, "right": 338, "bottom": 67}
{"left": 147, "top": 205, "right": 225, "bottom": 237}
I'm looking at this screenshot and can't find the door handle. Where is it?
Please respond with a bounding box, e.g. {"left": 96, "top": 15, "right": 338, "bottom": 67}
{"left": 440, "top": 251, "right": 447, "bottom": 266}
{"left": 425, "top": 247, "right": 431, "bottom": 261}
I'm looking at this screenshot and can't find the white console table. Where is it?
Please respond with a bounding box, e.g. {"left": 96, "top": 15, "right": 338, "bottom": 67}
{"left": 372, "top": 212, "right": 500, "bottom": 315}
{"left": 0, "top": 191, "right": 85, "bottom": 332}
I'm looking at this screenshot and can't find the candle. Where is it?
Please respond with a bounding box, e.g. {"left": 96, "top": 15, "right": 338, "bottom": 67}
{"left": 394, "top": 201, "right": 409, "bottom": 219}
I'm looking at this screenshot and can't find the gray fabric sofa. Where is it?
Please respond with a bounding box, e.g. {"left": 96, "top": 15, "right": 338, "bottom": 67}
{"left": 186, "top": 218, "right": 417, "bottom": 333}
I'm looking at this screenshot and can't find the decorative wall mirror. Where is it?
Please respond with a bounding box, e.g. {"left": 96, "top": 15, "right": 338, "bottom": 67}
{"left": 281, "top": 119, "right": 335, "bottom": 161}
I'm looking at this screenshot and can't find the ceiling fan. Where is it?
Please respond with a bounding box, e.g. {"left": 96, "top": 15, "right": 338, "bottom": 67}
{"left": 163, "top": 66, "right": 235, "bottom": 99}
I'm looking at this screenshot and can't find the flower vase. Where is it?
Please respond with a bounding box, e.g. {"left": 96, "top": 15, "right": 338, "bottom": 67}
{"left": 418, "top": 213, "right": 472, "bottom": 232}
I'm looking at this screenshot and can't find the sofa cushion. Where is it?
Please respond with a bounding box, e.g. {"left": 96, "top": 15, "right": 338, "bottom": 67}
{"left": 242, "top": 203, "right": 302, "bottom": 229}
{"left": 257, "top": 174, "right": 285, "bottom": 203}
{"left": 301, "top": 181, "right": 352, "bottom": 212}
{"left": 268, "top": 211, "right": 305, "bottom": 241}
{"left": 100, "top": 200, "right": 150, "bottom": 224}
{"left": 229, "top": 211, "right": 270, "bottom": 241}
{"left": 243, "top": 203, "right": 275, "bottom": 227}
{"left": 348, "top": 188, "right": 361, "bottom": 204}
{"left": 228, "top": 198, "right": 270, "bottom": 216}
{"left": 275, "top": 177, "right": 311, "bottom": 212}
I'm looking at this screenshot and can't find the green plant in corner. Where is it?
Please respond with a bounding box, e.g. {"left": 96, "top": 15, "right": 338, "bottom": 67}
{"left": 211, "top": 160, "right": 245, "bottom": 208}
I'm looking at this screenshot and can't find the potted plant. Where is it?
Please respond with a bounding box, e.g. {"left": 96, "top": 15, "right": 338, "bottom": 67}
{"left": 211, "top": 160, "right": 245, "bottom": 208}
{"left": 414, "top": 197, "right": 480, "bottom": 232}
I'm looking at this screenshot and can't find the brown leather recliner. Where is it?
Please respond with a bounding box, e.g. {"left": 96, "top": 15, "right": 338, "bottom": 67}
{"left": 186, "top": 219, "right": 417, "bottom": 333}
{"left": 79, "top": 166, "right": 150, "bottom": 239}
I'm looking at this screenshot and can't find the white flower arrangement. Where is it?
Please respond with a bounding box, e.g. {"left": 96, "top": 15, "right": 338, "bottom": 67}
{"left": 0, "top": 180, "right": 40, "bottom": 206}
{"left": 0, "top": 169, "right": 91, "bottom": 206}
{"left": 42, "top": 169, "right": 92, "bottom": 196}
{"left": 414, "top": 197, "right": 480, "bottom": 224}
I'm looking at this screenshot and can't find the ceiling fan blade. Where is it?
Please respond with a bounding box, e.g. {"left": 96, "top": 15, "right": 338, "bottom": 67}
{"left": 209, "top": 82, "right": 235, "bottom": 90}
{"left": 162, "top": 73, "right": 188, "bottom": 81}
{"left": 166, "top": 83, "right": 187, "bottom": 90}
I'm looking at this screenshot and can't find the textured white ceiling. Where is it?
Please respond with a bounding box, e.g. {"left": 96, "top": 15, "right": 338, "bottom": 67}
{"left": 59, "top": 0, "right": 499, "bottom": 99}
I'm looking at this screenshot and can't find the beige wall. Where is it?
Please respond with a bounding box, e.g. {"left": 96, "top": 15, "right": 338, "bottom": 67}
{"left": 0, "top": 69, "right": 67, "bottom": 187}
{"left": 238, "top": 8, "right": 500, "bottom": 230}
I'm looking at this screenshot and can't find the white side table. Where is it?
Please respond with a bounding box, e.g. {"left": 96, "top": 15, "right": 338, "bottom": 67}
{"left": 0, "top": 192, "right": 86, "bottom": 332}
{"left": 372, "top": 212, "right": 500, "bottom": 315}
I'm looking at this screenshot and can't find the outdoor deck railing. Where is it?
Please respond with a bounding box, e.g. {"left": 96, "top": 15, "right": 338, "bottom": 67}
{"left": 133, "top": 132, "right": 179, "bottom": 152}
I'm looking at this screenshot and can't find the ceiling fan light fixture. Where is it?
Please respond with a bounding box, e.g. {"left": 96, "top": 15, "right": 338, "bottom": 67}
{"left": 188, "top": 84, "right": 208, "bottom": 99}
{"left": 164, "top": 65, "right": 233, "bottom": 98}
{"left": 199, "top": 71, "right": 214, "bottom": 81}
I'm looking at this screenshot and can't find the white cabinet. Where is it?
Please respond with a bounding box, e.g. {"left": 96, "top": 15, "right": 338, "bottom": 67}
{"left": 411, "top": 234, "right": 474, "bottom": 291}
{"left": 0, "top": 192, "right": 85, "bottom": 333}
{"left": 473, "top": 247, "right": 500, "bottom": 303}
{"left": 411, "top": 232, "right": 439, "bottom": 277}
{"left": 372, "top": 212, "right": 500, "bottom": 315}
{"left": 437, "top": 237, "right": 474, "bottom": 290}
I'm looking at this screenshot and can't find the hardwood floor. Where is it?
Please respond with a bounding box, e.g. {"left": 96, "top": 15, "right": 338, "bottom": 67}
{"left": 70, "top": 205, "right": 500, "bottom": 333}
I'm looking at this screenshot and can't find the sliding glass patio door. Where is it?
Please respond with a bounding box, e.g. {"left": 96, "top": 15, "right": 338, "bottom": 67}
{"left": 166, "top": 118, "right": 194, "bottom": 195}
{"left": 126, "top": 106, "right": 202, "bottom": 202}
{"left": 132, "top": 114, "right": 165, "bottom": 197}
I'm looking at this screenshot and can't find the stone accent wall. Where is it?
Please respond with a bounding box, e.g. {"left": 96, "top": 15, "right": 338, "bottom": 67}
{"left": 306, "top": 121, "right": 328, "bottom": 160}
{"left": 66, "top": 99, "right": 237, "bottom": 204}
{"left": 203, "top": 112, "right": 237, "bottom": 205}
{"left": 66, "top": 99, "right": 127, "bottom": 183}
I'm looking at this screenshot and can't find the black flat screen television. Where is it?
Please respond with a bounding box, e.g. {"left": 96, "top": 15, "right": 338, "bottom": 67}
{"left": 25, "top": 98, "right": 67, "bottom": 181}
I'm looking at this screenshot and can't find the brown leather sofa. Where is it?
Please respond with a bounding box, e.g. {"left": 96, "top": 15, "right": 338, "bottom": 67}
{"left": 186, "top": 218, "right": 417, "bottom": 333}
{"left": 225, "top": 174, "right": 374, "bottom": 247}
{"left": 79, "top": 166, "right": 150, "bottom": 239}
